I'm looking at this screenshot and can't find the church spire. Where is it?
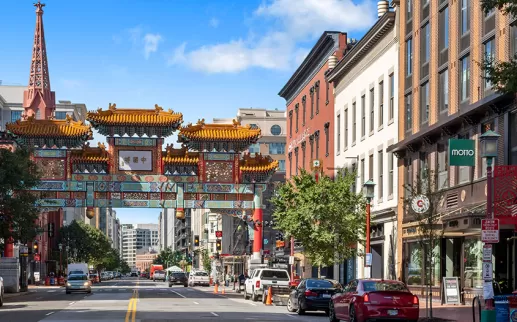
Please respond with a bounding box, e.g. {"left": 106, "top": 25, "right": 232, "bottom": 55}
{"left": 23, "top": 0, "right": 55, "bottom": 120}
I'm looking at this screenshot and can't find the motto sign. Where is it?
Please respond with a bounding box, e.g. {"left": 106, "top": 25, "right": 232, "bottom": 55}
{"left": 448, "top": 139, "right": 475, "bottom": 166}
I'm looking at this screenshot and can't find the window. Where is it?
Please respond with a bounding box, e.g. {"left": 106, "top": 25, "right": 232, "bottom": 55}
{"left": 419, "top": 152, "right": 428, "bottom": 180}
{"left": 404, "top": 158, "right": 413, "bottom": 198}
{"left": 295, "top": 104, "right": 299, "bottom": 133}
{"left": 351, "top": 163, "right": 357, "bottom": 193}
{"left": 344, "top": 108, "right": 349, "bottom": 149}
{"left": 268, "top": 143, "right": 285, "bottom": 154}
{"left": 458, "top": 133, "right": 470, "bottom": 183}
{"left": 55, "top": 112, "right": 68, "bottom": 120}
{"left": 510, "top": 113, "right": 517, "bottom": 165}
{"left": 405, "top": 94, "right": 412, "bottom": 131}
{"left": 378, "top": 150, "right": 384, "bottom": 200}
{"left": 310, "top": 87, "right": 315, "bottom": 119}
{"left": 315, "top": 82, "right": 320, "bottom": 115}
{"left": 315, "top": 131, "right": 320, "bottom": 159}
{"left": 325, "top": 79, "right": 330, "bottom": 104}
{"left": 324, "top": 123, "right": 330, "bottom": 157}
{"left": 406, "top": 0, "right": 412, "bottom": 20}
{"left": 439, "top": 70, "right": 449, "bottom": 112}
{"left": 301, "top": 142, "right": 306, "bottom": 170}
{"left": 406, "top": 38, "right": 413, "bottom": 76}
{"left": 388, "top": 152, "right": 394, "bottom": 196}
{"left": 295, "top": 148, "right": 299, "bottom": 176}
{"left": 361, "top": 95, "right": 366, "bottom": 138}
{"left": 288, "top": 152, "right": 292, "bottom": 176}
{"left": 369, "top": 154, "right": 374, "bottom": 181}
{"left": 461, "top": 0, "right": 469, "bottom": 35}
{"left": 35, "top": 109, "right": 41, "bottom": 119}
{"left": 422, "top": 23, "right": 430, "bottom": 63}
{"left": 379, "top": 81, "right": 384, "bottom": 127}
{"left": 289, "top": 111, "right": 293, "bottom": 137}
{"left": 310, "top": 136, "right": 314, "bottom": 160}
{"left": 271, "top": 125, "right": 281, "bottom": 136}
{"left": 437, "top": 143, "right": 448, "bottom": 189}
{"left": 302, "top": 96, "right": 307, "bottom": 126}
{"left": 460, "top": 55, "right": 470, "bottom": 102}
{"left": 360, "top": 158, "right": 365, "bottom": 186}
{"left": 369, "top": 88, "right": 375, "bottom": 133}
{"left": 484, "top": 38, "right": 495, "bottom": 90}
{"left": 337, "top": 114, "right": 341, "bottom": 153}
{"left": 389, "top": 74, "right": 395, "bottom": 121}
{"left": 11, "top": 111, "right": 22, "bottom": 123}
{"left": 248, "top": 143, "right": 260, "bottom": 154}
{"left": 249, "top": 124, "right": 259, "bottom": 129}
{"left": 352, "top": 102, "right": 357, "bottom": 143}
{"left": 420, "top": 82, "right": 429, "bottom": 124}
{"left": 511, "top": 24, "right": 517, "bottom": 58}
{"left": 440, "top": 7, "right": 449, "bottom": 50}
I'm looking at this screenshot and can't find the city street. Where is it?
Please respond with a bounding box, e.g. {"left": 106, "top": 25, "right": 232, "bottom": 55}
{"left": 0, "top": 277, "right": 329, "bottom": 322}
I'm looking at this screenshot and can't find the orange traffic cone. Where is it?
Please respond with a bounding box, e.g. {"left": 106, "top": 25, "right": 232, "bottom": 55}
{"left": 221, "top": 285, "right": 225, "bottom": 295}
{"left": 214, "top": 283, "right": 218, "bottom": 294}
{"left": 265, "top": 286, "right": 273, "bottom": 305}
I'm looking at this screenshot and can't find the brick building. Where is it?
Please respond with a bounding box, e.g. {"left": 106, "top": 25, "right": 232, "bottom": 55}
{"left": 388, "top": 0, "right": 517, "bottom": 299}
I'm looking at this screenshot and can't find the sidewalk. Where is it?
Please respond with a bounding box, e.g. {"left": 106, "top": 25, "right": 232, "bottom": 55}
{"left": 419, "top": 304, "right": 475, "bottom": 322}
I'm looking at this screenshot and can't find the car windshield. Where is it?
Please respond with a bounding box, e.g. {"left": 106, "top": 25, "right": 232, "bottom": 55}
{"left": 363, "top": 281, "right": 409, "bottom": 292}
{"left": 194, "top": 272, "right": 208, "bottom": 276}
{"left": 306, "top": 279, "right": 339, "bottom": 288}
{"left": 260, "top": 270, "right": 289, "bottom": 280}
{"left": 69, "top": 275, "right": 87, "bottom": 281}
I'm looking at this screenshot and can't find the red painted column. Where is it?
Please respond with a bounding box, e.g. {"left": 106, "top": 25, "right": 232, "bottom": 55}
{"left": 4, "top": 237, "right": 14, "bottom": 257}
{"left": 252, "top": 190, "right": 263, "bottom": 260}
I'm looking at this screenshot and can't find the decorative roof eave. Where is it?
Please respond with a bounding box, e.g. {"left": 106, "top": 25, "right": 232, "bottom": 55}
{"left": 71, "top": 142, "right": 110, "bottom": 163}
{"left": 327, "top": 12, "right": 396, "bottom": 84}
{"left": 162, "top": 145, "right": 199, "bottom": 165}
{"left": 240, "top": 152, "right": 279, "bottom": 173}
{"left": 178, "top": 118, "right": 261, "bottom": 143}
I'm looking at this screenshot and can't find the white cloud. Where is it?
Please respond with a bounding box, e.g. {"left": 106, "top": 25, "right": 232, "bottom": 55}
{"left": 209, "top": 17, "right": 220, "bottom": 28}
{"left": 127, "top": 26, "right": 163, "bottom": 59}
{"left": 168, "top": 0, "right": 376, "bottom": 73}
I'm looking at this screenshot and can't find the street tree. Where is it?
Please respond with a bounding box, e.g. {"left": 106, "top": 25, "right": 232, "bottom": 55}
{"left": 271, "top": 169, "right": 367, "bottom": 274}
{"left": 402, "top": 168, "right": 446, "bottom": 320}
{"left": 153, "top": 247, "right": 183, "bottom": 268}
{"left": 200, "top": 248, "right": 211, "bottom": 274}
{"left": 481, "top": 1, "right": 517, "bottom": 93}
{"left": 0, "top": 147, "right": 41, "bottom": 250}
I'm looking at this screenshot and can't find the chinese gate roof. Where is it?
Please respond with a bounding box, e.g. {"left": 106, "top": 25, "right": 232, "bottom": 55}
{"left": 71, "top": 142, "right": 110, "bottom": 163}
{"left": 240, "top": 152, "right": 278, "bottom": 173}
{"left": 5, "top": 115, "right": 92, "bottom": 148}
{"left": 162, "top": 145, "right": 199, "bottom": 165}
{"left": 87, "top": 103, "right": 183, "bottom": 137}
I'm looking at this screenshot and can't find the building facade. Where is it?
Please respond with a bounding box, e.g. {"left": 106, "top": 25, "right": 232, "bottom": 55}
{"left": 121, "top": 223, "right": 159, "bottom": 268}
{"left": 135, "top": 252, "right": 158, "bottom": 273}
{"left": 388, "top": 0, "right": 517, "bottom": 299}
{"left": 328, "top": 4, "right": 398, "bottom": 284}
{"left": 158, "top": 209, "right": 176, "bottom": 251}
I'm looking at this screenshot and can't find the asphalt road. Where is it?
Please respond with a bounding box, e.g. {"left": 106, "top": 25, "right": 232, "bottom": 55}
{"left": 0, "top": 277, "right": 329, "bottom": 322}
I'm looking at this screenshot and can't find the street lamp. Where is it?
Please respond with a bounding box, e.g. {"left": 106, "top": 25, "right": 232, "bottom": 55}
{"left": 363, "top": 179, "right": 375, "bottom": 278}
{"left": 58, "top": 243, "right": 63, "bottom": 276}
{"left": 479, "top": 129, "right": 500, "bottom": 311}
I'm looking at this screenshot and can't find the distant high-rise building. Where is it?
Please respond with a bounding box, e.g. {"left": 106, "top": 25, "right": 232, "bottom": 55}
{"left": 121, "top": 223, "right": 159, "bottom": 268}
{"left": 158, "top": 209, "right": 176, "bottom": 251}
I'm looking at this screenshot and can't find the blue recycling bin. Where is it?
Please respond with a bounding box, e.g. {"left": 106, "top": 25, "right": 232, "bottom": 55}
{"left": 494, "top": 295, "right": 509, "bottom": 322}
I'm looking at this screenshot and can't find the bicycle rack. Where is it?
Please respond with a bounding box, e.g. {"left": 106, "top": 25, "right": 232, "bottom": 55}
{"left": 472, "top": 296, "right": 481, "bottom": 322}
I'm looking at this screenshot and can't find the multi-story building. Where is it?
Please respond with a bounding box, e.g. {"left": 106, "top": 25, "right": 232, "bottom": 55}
{"left": 136, "top": 252, "right": 158, "bottom": 272}
{"left": 328, "top": 2, "right": 398, "bottom": 284}
{"left": 388, "top": 0, "right": 517, "bottom": 299}
{"left": 121, "top": 223, "right": 159, "bottom": 268}
{"left": 278, "top": 31, "right": 350, "bottom": 279}
{"left": 158, "top": 209, "right": 176, "bottom": 251}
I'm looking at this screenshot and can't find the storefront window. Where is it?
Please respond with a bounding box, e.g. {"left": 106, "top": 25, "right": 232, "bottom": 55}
{"left": 464, "top": 238, "right": 483, "bottom": 289}
{"left": 407, "top": 242, "right": 422, "bottom": 285}
{"left": 427, "top": 242, "right": 441, "bottom": 286}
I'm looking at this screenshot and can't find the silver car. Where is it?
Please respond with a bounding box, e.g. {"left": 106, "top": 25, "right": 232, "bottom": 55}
{"left": 66, "top": 274, "right": 91, "bottom": 294}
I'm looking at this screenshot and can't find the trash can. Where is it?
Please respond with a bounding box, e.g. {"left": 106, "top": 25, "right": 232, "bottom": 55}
{"left": 494, "top": 295, "right": 509, "bottom": 322}
{"left": 509, "top": 296, "right": 517, "bottom": 322}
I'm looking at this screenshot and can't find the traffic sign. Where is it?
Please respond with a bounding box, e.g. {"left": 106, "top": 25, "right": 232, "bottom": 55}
{"left": 215, "top": 231, "right": 223, "bottom": 238}
{"left": 482, "top": 245, "right": 492, "bottom": 261}
{"left": 365, "top": 253, "right": 372, "bottom": 266}
{"left": 482, "top": 262, "right": 493, "bottom": 280}
{"left": 481, "top": 219, "right": 500, "bottom": 243}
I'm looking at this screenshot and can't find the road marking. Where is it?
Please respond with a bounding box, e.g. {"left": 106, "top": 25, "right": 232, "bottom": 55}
{"left": 47, "top": 290, "right": 56, "bottom": 293}
{"left": 69, "top": 301, "right": 75, "bottom": 305}
{"left": 46, "top": 312, "right": 54, "bottom": 316}
{"left": 284, "top": 313, "right": 296, "bottom": 318}
{"left": 193, "top": 301, "right": 199, "bottom": 304}
{"left": 210, "top": 312, "right": 219, "bottom": 317}
{"left": 247, "top": 302, "right": 257, "bottom": 306}
{"left": 170, "top": 290, "right": 186, "bottom": 298}
{"left": 125, "top": 290, "right": 138, "bottom": 322}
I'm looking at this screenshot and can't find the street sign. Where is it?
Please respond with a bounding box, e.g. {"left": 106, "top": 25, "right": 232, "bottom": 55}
{"left": 482, "top": 262, "right": 493, "bottom": 280}
{"left": 483, "top": 245, "right": 493, "bottom": 261}
{"left": 289, "top": 256, "right": 294, "bottom": 265}
{"left": 215, "top": 230, "right": 223, "bottom": 238}
{"left": 449, "top": 139, "right": 475, "bottom": 166}
{"left": 481, "top": 219, "right": 500, "bottom": 243}
{"left": 263, "top": 239, "right": 269, "bottom": 245}
{"left": 365, "top": 253, "right": 372, "bottom": 266}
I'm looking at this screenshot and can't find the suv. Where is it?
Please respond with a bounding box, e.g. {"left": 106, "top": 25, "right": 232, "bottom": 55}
{"left": 244, "top": 268, "right": 290, "bottom": 302}
{"left": 188, "top": 271, "right": 209, "bottom": 287}
{"left": 168, "top": 272, "right": 188, "bottom": 287}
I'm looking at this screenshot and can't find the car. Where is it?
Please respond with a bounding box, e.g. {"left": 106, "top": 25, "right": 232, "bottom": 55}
{"left": 188, "top": 271, "right": 209, "bottom": 287}
{"left": 329, "top": 279, "right": 419, "bottom": 322}
{"left": 130, "top": 272, "right": 138, "bottom": 277}
{"left": 66, "top": 274, "right": 92, "bottom": 294}
{"left": 90, "top": 273, "right": 99, "bottom": 284}
{"left": 286, "top": 278, "right": 342, "bottom": 315}
{"left": 153, "top": 270, "right": 166, "bottom": 282}
{"left": 244, "top": 268, "right": 290, "bottom": 302}
{"left": 168, "top": 272, "right": 188, "bottom": 287}
{"left": 0, "top": 276, "right": 4, "bottom": 307}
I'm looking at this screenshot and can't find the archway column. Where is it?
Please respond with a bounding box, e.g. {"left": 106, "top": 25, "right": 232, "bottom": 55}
{"left": 252, "top": 186, "right": 264, "bottom": 261}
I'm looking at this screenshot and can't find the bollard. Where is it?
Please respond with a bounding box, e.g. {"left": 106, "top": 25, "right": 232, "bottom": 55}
{"left": 265, "top": 286, "right": 273, "bottom": 306}
{"left": 213, "top": 283, "right": 218, "bottom": 294}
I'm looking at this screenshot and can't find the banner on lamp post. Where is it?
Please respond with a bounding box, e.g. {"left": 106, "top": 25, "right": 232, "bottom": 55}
{"left": 448, "top": 139, "right": 475, "bottom": 166}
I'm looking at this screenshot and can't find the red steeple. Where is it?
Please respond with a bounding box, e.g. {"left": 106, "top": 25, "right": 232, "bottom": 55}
{"left": 23, "top": 1, "right": 55, "bottom": 120}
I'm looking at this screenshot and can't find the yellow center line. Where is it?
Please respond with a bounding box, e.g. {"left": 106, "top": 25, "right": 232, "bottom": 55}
{"left": 125, "top": 280, "right": 139, "bottom": 322}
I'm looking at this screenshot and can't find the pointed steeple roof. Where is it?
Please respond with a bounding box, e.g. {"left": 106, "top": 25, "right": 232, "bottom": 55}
{"left": 23, "top": 1, "right": 55, "bottom": 120}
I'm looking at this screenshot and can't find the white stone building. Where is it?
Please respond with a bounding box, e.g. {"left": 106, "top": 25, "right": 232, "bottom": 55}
{"left": 327, "top": 4, "right": 399, "bottom": 281}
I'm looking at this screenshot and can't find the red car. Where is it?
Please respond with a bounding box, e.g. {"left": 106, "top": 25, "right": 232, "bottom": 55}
{"left": 329, "top": 279, "right": 419, "bottom": 322}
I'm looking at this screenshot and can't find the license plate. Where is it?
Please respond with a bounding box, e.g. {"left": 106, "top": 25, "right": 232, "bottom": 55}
{"left": 322, "top": 294, "right": 331, "bottom": 298}
{"left": 387, "top": 310, "right": 398, "bottom": 316}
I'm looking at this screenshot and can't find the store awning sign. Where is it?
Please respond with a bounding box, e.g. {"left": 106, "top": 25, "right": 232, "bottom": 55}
{"left": 448, "top": 139, "right": 475, "bottom": 166}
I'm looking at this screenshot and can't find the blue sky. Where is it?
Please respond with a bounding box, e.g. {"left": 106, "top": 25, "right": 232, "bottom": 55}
{"left": 0, "top": 0, "right": 377, "bottom": 224}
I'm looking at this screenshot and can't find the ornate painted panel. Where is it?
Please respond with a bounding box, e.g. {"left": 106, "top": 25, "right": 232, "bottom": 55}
{"left": 34, "top": 149, "right": 67, "bottom": 158}
{"left": 114, "top": 138, "right": 156, "bottom": 146}
{"left": 205, "top": 161, "right": 233, "bottom": 183}
{"left": 35, "top": 158, "right": 66, "bottom": 180}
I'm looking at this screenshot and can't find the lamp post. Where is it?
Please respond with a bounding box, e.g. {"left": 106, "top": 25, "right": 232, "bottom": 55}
{"left": 479, "top": 129, "right": 500, "bottom": 312}
{"left": 58, "top": 243, "right": 62, "bottom": 276}
{"left": 363, "top": 179, "right": 375, "bottom": 278}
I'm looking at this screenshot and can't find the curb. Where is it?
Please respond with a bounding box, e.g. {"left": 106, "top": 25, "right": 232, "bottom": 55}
{"left": 4, "top": 291, "right": 30, "bottom": 299}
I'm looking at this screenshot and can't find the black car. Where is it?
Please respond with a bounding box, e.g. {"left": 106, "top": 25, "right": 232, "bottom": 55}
{"left": 287, "top": 278, "right": 342, "bottom": 315}
{"left": 168, "top": 272, "right": 188, "bottom": 287}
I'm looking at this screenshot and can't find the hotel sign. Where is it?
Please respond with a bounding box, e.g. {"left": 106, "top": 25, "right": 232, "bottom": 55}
{"left": 448, "top": 139, "right": 475, "bottom": 166}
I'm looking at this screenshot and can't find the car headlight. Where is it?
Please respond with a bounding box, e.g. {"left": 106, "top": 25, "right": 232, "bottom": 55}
{"left": 84, "top": 282, "right": 90, "bottom": 286}
{"left": 66, "top": 283, "right": 71, "bottom": 287}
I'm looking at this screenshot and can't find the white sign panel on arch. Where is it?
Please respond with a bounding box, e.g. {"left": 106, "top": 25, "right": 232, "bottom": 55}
{"left": 118, "top": 150, "right": 153, "bottom": 171}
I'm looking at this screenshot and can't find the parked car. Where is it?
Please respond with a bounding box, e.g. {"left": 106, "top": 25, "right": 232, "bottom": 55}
{"left": 0, "top": 276, "right": 4, "bottom": 307}
{"left": 329, "top": 279, "right": 419, "bottom": 322}
{"left": 153, "top": 270, "right": 166, "bottom": 282}
{"left": 66, "top": 274, "right": 92, "bottom": 294}
{"left": 188, "top": 271, "right": 209, "bottom": 286}
{"left": 90, "top": 273, "right": 99, "bottom": 284}
{"left": 244, "top": 268, "right": 290, "bottom": 302}
{"left": 168, "top": 272, "right": 188, "bottom": 287}
{"left": 287, "top": 278, "right": 342, "bottom": 315}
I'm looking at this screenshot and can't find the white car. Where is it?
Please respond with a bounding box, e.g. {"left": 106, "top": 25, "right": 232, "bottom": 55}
{"left": 0, "top": 276, "right": 4, "bottom": 307}
{"left": 188, "top": 271, "right": 210, "bottom": 286}
{"left": 244, "top": 268, "right": 290, "bottom": 302}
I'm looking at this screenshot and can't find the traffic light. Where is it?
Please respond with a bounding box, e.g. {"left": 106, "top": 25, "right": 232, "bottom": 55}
{"left": 194, "top": 235, "right": 199, "bottom": 247}
{"left": 48, "top": 223, "right": 54, "bottom": 238}
{"left": 33, "top": 241, "right": 38, "bottom": 251}
{"left": 216, "top": 239, "right": 222, "bottom": 252}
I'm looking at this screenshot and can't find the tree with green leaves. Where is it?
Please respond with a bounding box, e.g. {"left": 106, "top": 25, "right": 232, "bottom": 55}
{"left": 200, "top": 248, "right": 212, "bottom": 274}
{"left": 481, "top": 1, "right": 517, "bottom": 93}
{"left": 0, "top": 147, "right": 41, "bottom": 251}
{"left": 402, "top": 169, "right": 446, "bottom": 320}
{"left": 153, "top": 247, "right": 183, "bottom": 268}
{"left": 271, "top": 169, "right": 367, "bottom": 275}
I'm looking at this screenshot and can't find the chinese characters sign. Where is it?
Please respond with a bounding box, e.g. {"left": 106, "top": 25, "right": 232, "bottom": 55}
{"left": 118, "top": 150, "right": 153, "bottom": 171}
